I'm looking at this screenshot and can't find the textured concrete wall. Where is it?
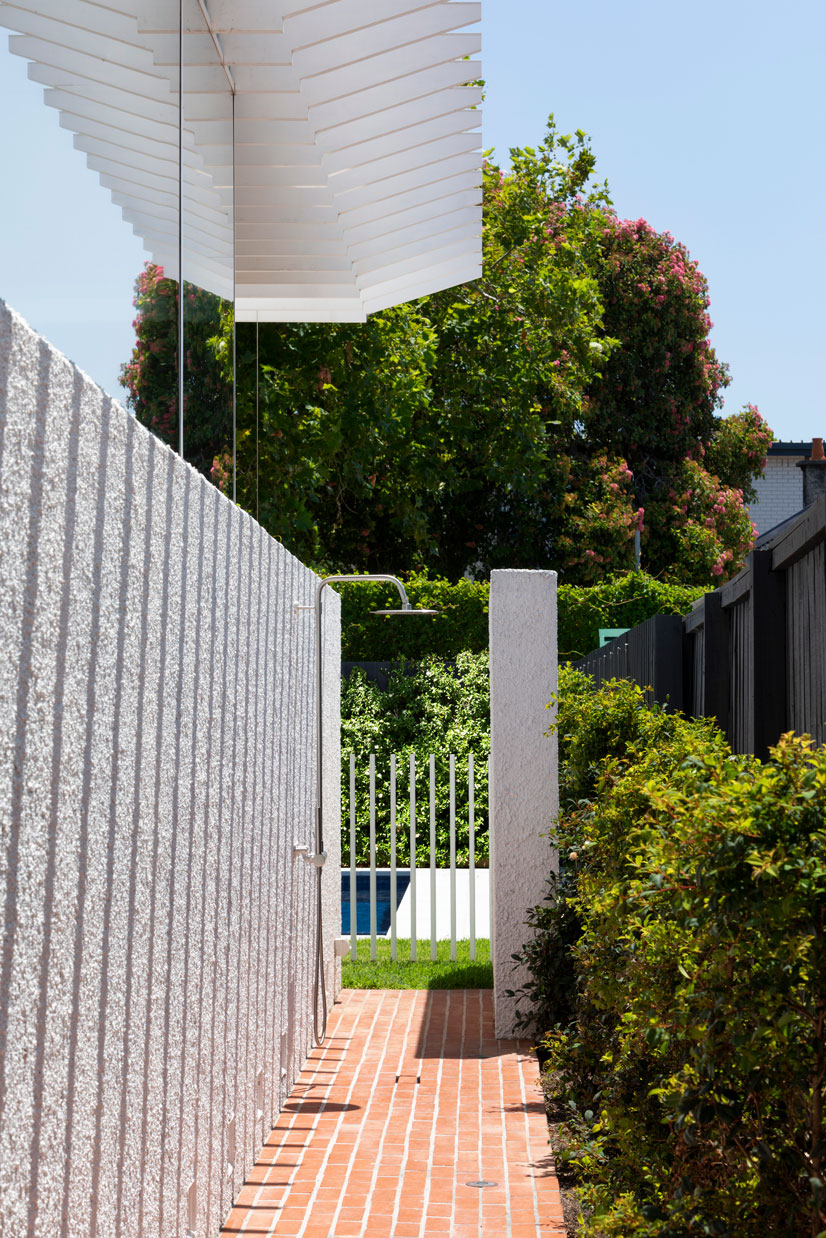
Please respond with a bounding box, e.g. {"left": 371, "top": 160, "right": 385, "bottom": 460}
{"left": 748, "top": 455, "right": 805, "bottom": 535}
{"left": 0, "top": 301, "right": 341, "bottom": 1238}
{"left": 489, "top": 570, "right": 558, "bottom": 1037}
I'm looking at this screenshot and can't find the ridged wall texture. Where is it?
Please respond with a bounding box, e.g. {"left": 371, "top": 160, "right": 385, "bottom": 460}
{"left": 0, "top": 301, "right": 341, "bottom": 1238}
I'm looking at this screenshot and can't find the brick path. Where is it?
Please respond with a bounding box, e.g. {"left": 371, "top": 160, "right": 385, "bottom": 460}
{"left": 221, "top": 988, "right": 566, "bottom": 1238}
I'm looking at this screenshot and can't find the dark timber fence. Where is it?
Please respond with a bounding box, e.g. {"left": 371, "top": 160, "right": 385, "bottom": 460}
{"left": 574, "top": 495, "right": 826, "bottom": 759}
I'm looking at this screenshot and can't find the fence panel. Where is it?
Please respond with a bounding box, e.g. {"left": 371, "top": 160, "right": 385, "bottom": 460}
{"left": 573, "top": 501, "right": 825, "bottom": 758}
{"left": 727, "top": 592, "right": 752, "bottom": 755}
{"left": 785, "top": 543, "right": 826, "bottom": 745}
{"left": 719, "top": 550, "right": 787, "bottom": 759}
{"left": 343, "top": 753, "right": 487, "bottom": 963}
{"left": 369, "top": 753, "right": 377, "bottom": 959}
{"left": 751, "top": 549, "right": 787, "bottom": 759}
{"left": 449, "top": 754, "right": 457, "bottom": 960}
{"left": 390, "top": 754, "right": 397, "bottom": 960}
{"left": 575, "top": 613, "right": 682, "bottom": 710}
{"left": 684, "top": 591, "right": 729, "bottom": 733}
{"left": 628, "top": 614, "right": 684, "bottom": 710}
{"left": 688, "top": 616, "right": 706, "bottom": 717}
{"left": 429, "top": 755, "right": 437, "bottom": 960}
{"left": 349, "top": 755, "right": 356, "bottom": 960}
{"left": 574, "top": 633, "right": 628, "bottom": 687}
{"left": 773, "top": 495, "right": 826, "bottom": 748}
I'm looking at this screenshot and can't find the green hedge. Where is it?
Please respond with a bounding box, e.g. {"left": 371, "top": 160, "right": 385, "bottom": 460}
{"left": 341, "top": 652, "right": 490, "bottom": 867}
{"left": 556, "top": 572, "right": 705, "bottom": 660}
{"left": 339, "top": 570, "right": 705, "bottom": 662}
{"left": 513, "top": 667, "right": 826, "bottom": 1237}
{"left": 340, "top": 571, "right": 489, "bottom": 660}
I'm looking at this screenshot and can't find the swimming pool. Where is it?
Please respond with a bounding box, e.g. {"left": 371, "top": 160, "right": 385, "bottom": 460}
{"left": 341, "top": 870, "right": 411, "bottom": 935}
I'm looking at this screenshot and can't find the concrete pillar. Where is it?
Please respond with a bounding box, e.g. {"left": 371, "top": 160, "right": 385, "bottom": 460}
{"left": 489, "top": 569, "right": 559, "bottom": 1037}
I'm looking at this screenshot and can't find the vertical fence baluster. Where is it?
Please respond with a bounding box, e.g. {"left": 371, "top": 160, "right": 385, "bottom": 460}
{"left": 449, "top": 753, "right": 456, "bottom": 961}
{"left": 390, "top": 753, "right": 397, "bottom": 962}
{"left": 369, "top": 753, "right": 377, "bottom": 961}
{"left": 488, "top": 759, "right": 493, "bottom": 949}
{"left": 429, "top": 754, "right": 437, "bottom": 961}
{"left": 469, "top": 752, "right": 476, "bottom": 961}
{"left": 410, "top": 754, "right": 417, "bottom": 962}
{"left": 345, "top": 752, "right": 484, "bottom": 971}
{"left": 350, "top": 753, "right": 357, "bottom": 961}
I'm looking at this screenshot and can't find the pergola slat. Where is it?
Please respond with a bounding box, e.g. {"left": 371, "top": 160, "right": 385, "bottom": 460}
{"left": 3, "top": 0, "right": 482, "bottom": 320}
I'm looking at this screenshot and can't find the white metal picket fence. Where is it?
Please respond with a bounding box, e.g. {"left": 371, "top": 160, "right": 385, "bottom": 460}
{"left": 344, "top": 753, "right": 490, "bottom": 963}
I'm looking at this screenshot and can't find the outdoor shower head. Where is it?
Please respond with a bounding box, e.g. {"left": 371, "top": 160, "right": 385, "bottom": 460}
{"left": 371, "top": 605, "right": 440, "bottom": 617}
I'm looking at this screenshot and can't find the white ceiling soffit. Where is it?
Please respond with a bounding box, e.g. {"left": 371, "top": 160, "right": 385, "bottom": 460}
{"left": 1, "top": 0, "right": 482, "bottom": 321}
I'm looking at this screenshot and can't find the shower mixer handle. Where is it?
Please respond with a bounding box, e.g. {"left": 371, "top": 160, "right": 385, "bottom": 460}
{"left": 293, "top": 842, "right": 327, "bottom": 868}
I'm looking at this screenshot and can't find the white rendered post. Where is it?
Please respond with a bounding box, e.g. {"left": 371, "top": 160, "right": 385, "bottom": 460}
{"left": 489, "top": 569, "right": 559, "bottom": 1037}
{"left": 321, "top": 586, "right": 342, "bottom": 1002}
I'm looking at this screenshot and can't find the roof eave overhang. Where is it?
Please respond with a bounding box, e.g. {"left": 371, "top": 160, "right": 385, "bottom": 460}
{"left": 1, "top": 0, "right": 483, "bottom": 320}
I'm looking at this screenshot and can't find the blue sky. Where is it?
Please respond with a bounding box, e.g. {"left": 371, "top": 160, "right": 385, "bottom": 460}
{"left": 0, "top": 0, "right": 823, "bottom": 440}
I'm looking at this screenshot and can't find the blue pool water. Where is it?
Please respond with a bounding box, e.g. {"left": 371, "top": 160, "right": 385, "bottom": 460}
{"left": 341, "top": 871, "right": 411, "bottom": 935}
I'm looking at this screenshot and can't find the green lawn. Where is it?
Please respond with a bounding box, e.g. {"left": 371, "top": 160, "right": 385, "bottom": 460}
{"left": 341, "top": 938, "right": 492, "bottom": 990}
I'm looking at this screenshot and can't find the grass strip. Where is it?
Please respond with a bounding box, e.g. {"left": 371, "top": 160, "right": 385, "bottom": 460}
{"left": 341, "top": 937, "right": 492, "bottom": 990}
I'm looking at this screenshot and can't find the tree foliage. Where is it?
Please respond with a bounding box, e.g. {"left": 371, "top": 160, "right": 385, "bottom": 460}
{"left": 121, "top": 118, "right": 772, "bottom": 586}
{"left": 585, "top": 215, "right": 729, "bottom": 468}
{"left": 224, "top": 120, "right": 612, "bottom": 574}
{"left": 233, "top": 304, "right": 440, "bottom": 569}
{"left": 119, "top": 264, "right": 231, "bottom": 478}
{"left": 577, "top": 217, "right": 773, "bottom": 582}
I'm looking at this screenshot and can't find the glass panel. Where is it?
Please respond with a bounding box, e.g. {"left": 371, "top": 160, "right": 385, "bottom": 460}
{"left": 181, "top": 0, "right": 235, "bottom": 490}
{"left": 233, "top": 99, "right": 259, "bottom": 526}
{"left": 0, "top": 23, "right": 168, "bottom": 419}
{"left": 234, "top": 318, "right": 260, "bottom": 524}
{"left": 106, "top": 4, "right": 180, "bottom": 453}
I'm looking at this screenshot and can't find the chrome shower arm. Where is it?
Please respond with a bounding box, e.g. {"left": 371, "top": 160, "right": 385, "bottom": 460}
{"left": 315, "top": 573, "right": 410, "bottom": 610}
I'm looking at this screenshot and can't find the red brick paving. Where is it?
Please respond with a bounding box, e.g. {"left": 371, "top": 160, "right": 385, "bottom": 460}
{"left": 221, "top": 988, "right": 566, "bottom": 1237}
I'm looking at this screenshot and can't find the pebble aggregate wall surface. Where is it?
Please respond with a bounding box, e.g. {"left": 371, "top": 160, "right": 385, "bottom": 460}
{"left": 0, "top": 301, "right": 341, "bottom": 1237}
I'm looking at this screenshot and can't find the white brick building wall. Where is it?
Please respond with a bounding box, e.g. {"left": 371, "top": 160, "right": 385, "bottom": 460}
{"left": 747, "top": 452, "right": 806, "bottom": 535}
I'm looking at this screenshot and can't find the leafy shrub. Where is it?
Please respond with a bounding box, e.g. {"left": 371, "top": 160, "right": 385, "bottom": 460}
{"left": 341, "top": 652, "right": 490, "bottom": 867}
{"left": 340, "top": 570, "right": 704, "bottom": 663}
{"left": 514, "top": 668, "right": 826, "bottom": 1237}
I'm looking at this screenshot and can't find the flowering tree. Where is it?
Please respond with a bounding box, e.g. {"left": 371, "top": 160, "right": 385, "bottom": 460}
{"left": 573, "top": 217, "right": 774, "bottom": 583}
{"left": 585, "top": 215, "right": 730, "bottom": 468}
{"left": 121, "top": 118, "right": 772, "bottom": 586}
{"left": 119, "top": 263, "right": 232, "bottom": 478}
{"left": 705, "top": 402, "right": 773, "bottom": 501}
{"left": 119, "top": 263, "right": 178, "bottom": 443}
{"left": 555, "top": 455, "right": 643, "bottom": 584}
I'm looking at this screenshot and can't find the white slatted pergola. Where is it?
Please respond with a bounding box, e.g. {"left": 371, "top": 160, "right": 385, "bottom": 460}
{"left": 0, "top": 0, "right": 482, "bottom": 321}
